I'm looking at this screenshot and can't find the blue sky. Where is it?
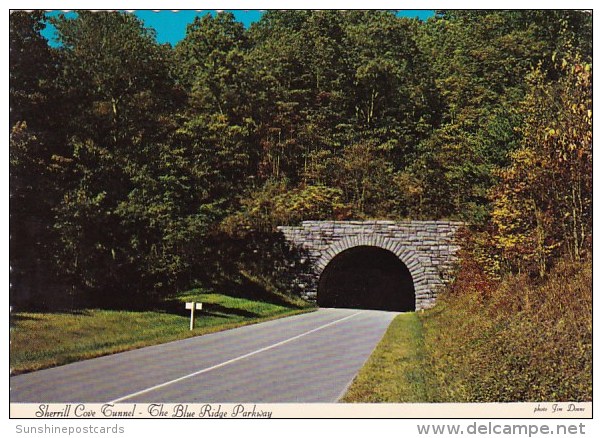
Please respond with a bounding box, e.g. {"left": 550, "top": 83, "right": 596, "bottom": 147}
{"left": 42, "top": 10, "right": 434, "bottom": 46}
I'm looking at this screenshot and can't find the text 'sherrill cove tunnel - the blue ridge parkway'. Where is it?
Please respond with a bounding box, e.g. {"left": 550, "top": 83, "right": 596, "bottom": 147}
{"left": 278, "top": 220, "right": 463, "bottom": 312}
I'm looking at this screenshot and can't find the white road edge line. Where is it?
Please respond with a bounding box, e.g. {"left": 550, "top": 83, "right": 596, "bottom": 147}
{"left": 109, "top": 311, "right": 363, "bottom": 403}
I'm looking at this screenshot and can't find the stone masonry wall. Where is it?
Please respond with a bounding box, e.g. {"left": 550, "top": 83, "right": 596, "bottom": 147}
{"left": 277, "top": 220, "right": 463, "bottom": 310}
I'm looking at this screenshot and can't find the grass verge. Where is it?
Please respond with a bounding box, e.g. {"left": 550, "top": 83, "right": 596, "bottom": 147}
{"left": 10, "top": 290, "right": 315, "bottom": 375}
{"left": 340, "top": 312, "right": 427, "bottom": 402}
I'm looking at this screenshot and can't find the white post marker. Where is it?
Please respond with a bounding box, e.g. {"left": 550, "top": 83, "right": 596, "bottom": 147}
{"left": 185, "top": 301, "right": 203, "bottom": 330}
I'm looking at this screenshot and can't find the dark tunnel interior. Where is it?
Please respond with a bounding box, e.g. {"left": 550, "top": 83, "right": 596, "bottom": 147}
{"left": 317, "top": 246, "right": 415, "bottom": 312}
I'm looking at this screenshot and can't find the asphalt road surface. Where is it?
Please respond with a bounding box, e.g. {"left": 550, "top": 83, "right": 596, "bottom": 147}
{"left": 10, "top": 308, "right": 398, "bottom": 403}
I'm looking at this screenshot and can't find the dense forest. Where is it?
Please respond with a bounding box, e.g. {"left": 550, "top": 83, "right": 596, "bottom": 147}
{"left": 10, "top": 10, "right": 592, "bottom": 312}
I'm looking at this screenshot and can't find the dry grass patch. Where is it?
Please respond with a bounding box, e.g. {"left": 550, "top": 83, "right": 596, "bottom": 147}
{"left": 421, "top": 255, "right": 592, "bottom": 402}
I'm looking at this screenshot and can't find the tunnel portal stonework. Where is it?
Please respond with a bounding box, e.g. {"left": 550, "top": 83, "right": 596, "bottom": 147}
{"left": 278, "top": 220, "right": 464, "bottom": 310}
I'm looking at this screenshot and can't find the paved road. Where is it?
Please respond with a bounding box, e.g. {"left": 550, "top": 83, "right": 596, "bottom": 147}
{"left": 10, "top": 308, "right": 397, "bottom": 403}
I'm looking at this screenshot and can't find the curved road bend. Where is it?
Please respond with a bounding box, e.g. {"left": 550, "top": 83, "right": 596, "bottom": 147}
{"left": 10, "top": 308, "right": 398, "bottom": 403}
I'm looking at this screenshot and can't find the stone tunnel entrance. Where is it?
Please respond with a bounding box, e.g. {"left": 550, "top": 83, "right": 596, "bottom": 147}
{"left": 317, "top": 246, "right": 415, "bottom": 312}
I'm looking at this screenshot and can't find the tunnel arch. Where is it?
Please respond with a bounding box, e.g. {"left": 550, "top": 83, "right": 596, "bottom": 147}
{"left": 279, "top": 221, "right": 463, "bottom": 310}
{"left": 315, "top": 236, "right": 425, "bottom": 311}
{"left": 318, "top": 245, "right": 415, "bottom": 311}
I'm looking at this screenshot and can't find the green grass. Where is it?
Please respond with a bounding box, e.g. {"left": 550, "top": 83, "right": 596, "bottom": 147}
{"left": 340, "top": 312, "right": 427, "bottom": 402}
{"left": 10, "top": 290, "right": 315, "bottom": 375}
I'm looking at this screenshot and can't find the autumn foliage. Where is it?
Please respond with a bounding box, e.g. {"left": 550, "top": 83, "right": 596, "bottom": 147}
{"left": 490, "top": 54, "right": 592, "bottom": 277}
